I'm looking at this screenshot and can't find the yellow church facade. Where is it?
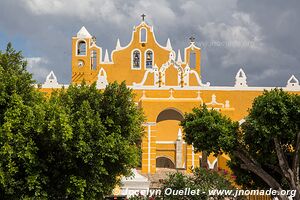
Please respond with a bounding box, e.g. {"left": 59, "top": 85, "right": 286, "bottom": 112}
{"left": 39, "top": 18, "right": 300, "bottom": 175}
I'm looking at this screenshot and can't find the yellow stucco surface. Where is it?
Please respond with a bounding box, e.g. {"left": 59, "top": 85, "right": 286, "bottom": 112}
{"left": 40, "top": 20, "right": 300, "bottom": 175}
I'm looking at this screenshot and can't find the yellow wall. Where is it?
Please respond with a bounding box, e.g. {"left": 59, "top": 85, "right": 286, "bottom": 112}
{"left": 40, "top": 20, "right": 300, "bottom": 175}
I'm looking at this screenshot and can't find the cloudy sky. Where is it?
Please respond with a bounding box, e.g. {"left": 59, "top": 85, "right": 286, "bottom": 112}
{"left": 0, "top": 0, "right": 299, "bottom": 86}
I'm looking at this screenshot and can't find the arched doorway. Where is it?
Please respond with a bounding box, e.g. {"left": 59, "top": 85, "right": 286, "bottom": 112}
{"left": 156, "top": 157, "right": 175, "bottom": 169}
{"left": 156, "top": 108, "right": 184, "bottom": 123}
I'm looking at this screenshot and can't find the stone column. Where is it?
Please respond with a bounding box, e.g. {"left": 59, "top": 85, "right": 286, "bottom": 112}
{"left": 176, "top": 128, "right": 183, "bottom": 169}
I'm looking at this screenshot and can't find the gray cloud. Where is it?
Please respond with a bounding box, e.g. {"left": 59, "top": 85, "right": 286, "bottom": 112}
{"left": 0, "top": 0, "right": 299, "bottom": 86}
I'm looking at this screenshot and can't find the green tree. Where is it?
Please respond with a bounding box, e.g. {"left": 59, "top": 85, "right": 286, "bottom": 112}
{"left": 181, "top": 89, "right": 300, "bottom": 200}
{"left": 0, "top": 43, "right": 42, "bottom": 124}
{"left": 0, "top": 44, "right": 145, "bottom": 199}
{"left": 44, "top": 82, "right": 144, "bottom": 199}
{"left": 129, "top": 168, "right": 236, "bottom": 200}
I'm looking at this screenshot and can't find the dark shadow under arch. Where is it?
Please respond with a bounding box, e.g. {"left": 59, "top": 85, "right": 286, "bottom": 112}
{"left": 156, "top": 157, "right": 175, "bottom": 169}
{"left": 156, "top": 108, "right": 184, "bottom": 123}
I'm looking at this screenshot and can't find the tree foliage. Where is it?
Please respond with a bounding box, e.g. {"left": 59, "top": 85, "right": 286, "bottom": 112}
{"left": 0, "top": 44, "right": 144, "bottom": 199}
{"left": 181, "top": 89, "right": 300, "bottom": 200}
{"left": 129, "top": 168, "right": 236, "bottom": 200}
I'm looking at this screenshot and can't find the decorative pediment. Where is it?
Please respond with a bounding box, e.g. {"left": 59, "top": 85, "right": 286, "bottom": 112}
{"left": 76, "top": 26, "right": 92, "bottom": 39}
{"left": 96, "top": 68, "right": 108, "bottom": 89}
{"left": 286, "top": 75, "right": 300, "bottom": 89}
{"left": 42, "top": 71, "right": 62, "bottom": 88}
{"left": 206, "top": 94, "right": 231, "bottom": 109}
{"left": 234, "top": 68, "right": 248, "bottom": 87}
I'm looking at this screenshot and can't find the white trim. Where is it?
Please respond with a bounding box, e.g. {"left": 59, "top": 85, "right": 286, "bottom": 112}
{"left": 208, "top": 159, "right": 218, "bottom": 169}
{"left": 76, "top": 26, "right": 92, "bottom": 38}
{"left": 103, "top": 49, "right": 111, "bottom": 63}
{"left": 156, "top": 141, "right": 186, "bottom": 144}
{"left": 177, "top": 49, "right": 182, "bottom": 63}
{"left": 143, "top": 122, "right": 156, "bottom": 126}
{"left": 42, "top": 71, "right": 63, "bottom": 88}
{"left": 203, "top": 94, "right": 230, "bottom": 108}
{"left": 116, "top": 38, "right": 122, "bottom": 50}
{"left": 235, "top": 68, "right": 248, "bottom": 88}
{"left": 90, "top": 50, "right": 97, "bottom": 70}
{"left": 166, "top": 38, "right": 172, "bottom": 50}
{"left": 156, "top": 141, "right": 175, "bottom": 144}
{"left": 76, "top": 39, "right": 87, "bottom": 56}
{"left": 287, "top": 75, "right": 300, "bottom": 89}
{"left": 192, "top": 146, "right": 195, "bottom": 168}
{"left": 131, "top": 49, "right": 142, "bottom": 70}
{"left": 239, "top": 119, "right": 246, "bottom": 125}
{"left": 190, "top": 70, "right": 204, "bottom": 86}
{"left": 128, "top": 85, "right": 300, "bottom": 91}
{"left": 183, "top": 42, "right": 201, "bottom": 65}
{"left": 147, "top": 124, "right": 151, "bottom": 173}
{"left": 96, "top": 68, "right": 108, "bottom": 89}
{"left": 144, "top": 49, "right": 154, "bottom": 70}
{"left": 139, "top": 27, "right": 147, "bottom": 43}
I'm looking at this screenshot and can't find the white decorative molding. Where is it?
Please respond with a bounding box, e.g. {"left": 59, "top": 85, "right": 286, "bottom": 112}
{"left": 129, "top": 83, "right": 300, "bottom": 92}
{"left": 239, "top": 119, "right": 246, "bottom": 125}
{"left": 156, "top": 141, "right": 186, "bottom": 144}
{"left": 139, "top": 27, "right": 147, "bottom": 43}
{"left": 206, "top": 94, "right": 230, "bottom": 109}
{"left": 166, "top": 38, "right": 172, "bottom": 50}
{"left": 115, "top": 38, "right": 122, "bottom": 50}
{"left": 76, "top": 26, "right": 92, "bottom": 39}
{"left": 169, "top": 89, "right": 175, "bottom": 99}
{"left": 177, "top": 128, "right": 182, "bottom": 140}
{"left": 286, "top": 75, "right": 300, "bottom": 89}
{"left": 189, "top": 69, "right": 210, "bottom": 87}
{"left": 225, "top": 100, "right": 230, "bottom": 108}
{"left": 139, "top": 90, "right": 203, "bottom": 104}
{"left": 159, "top": 52, "right": 183, "bottom": 87}
{"left": 96, "top": 68, "right": 108, "bottom": 89}
{"left": 42, "top": 71, "right": 62, "bottom": 88}
{"left": 234, "top": 68, "right": 248, "bottom": 87}
{"left": 207, "top": 159, "right": 218, "bottom": 169}
{"left": 153, "top": 65, "right": 160, "bottom": 87}
{"left": 133, "top": 65, "right": 159, "bottom": 87}
{"left": 103, "top": 49, "right": 110, "bottom": 63}
{"left": 177, "top": 49, "right": 182, "bottom": 64}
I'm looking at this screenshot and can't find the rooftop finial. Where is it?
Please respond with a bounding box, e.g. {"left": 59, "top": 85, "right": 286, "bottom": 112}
{"left": 189, "top": 35, "right": 195, "bottom": 43}
{"left": 141, "top": 14, "right": 146, "bottom": 21}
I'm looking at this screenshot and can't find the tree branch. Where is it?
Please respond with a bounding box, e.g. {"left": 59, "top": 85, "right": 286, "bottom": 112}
{"left": 274, "top": 137, "right": 294, "bottom": 183}
{"left": 233, "top": 150, "right": 282, "bottom": 190}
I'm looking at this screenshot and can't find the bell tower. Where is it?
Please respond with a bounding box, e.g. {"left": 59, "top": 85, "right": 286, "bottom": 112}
{"left": 71, "top": 26, "right": 102, "bottom": 84}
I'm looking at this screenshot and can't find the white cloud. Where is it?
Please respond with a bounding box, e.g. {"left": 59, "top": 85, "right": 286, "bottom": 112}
{"left": 26, "top": 57, "right": 50, "bottom": 82}
{"left": 2, "top": 0, "right": 298, "bottom": 86}
{"left": 21, "top": 0, "right": 125, "bottom": 24}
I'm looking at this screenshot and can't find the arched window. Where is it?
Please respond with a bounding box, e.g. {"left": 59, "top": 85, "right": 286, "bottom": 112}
{"left": 91, "top": 50, "right": 97, "bottom": 70}
{"left": 189, "top": 51, "right": 196, "bottom": 68}
{"left": 140, "top": 28, "right": 147, "bottom": 43}
{"left": 77, "top": 41, "right": 86, "bottom": 55}
{"left": 132, "top": 50, "right": 141, "bottom": 69}
{"left": 145, "top": 50, "right": 153, "bottom": 69}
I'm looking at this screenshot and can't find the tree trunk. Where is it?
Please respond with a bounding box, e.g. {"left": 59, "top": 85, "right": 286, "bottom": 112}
{"left": 201, "top": 151, "right": 208, "bottom": 169}
{"left": 274, "top": 137, "right": 300, "bottom": 199}
{"left": 233, "top": 150, "right": 291, "bottom": 200}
